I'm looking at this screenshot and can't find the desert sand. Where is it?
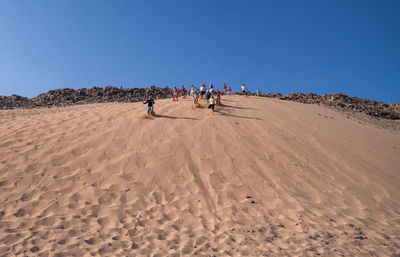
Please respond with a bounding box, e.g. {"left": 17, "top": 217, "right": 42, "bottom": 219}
{"left": 0, "top": 95, "right": 399, "bottom": 256}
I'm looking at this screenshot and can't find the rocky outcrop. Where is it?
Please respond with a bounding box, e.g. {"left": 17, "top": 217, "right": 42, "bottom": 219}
{"left": 0, "top": 86, "right": 172, "bottom": 109}
{"left": 1, "top": 87, "right": 399, "bottom": 120}
{"left": 261, "top": 92, "right": 400, "bottom": 120}
{"left": 0, "top": 95, "right": 33, "bottom": 109}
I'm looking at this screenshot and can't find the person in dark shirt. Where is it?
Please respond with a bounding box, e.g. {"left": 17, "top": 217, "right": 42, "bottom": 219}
{"left": 205, "top": 91, "right": 211, "bottom": 101}
{"left": 143, "top": 98, "right": 155, "bottom": 117}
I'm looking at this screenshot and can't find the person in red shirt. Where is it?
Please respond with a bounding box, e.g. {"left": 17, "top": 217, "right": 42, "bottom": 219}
{"left": 181, "top": 85, "right": 186, "bottom": 98}
{"left": 216, "top": 90, "right": 221, "bottom": 105}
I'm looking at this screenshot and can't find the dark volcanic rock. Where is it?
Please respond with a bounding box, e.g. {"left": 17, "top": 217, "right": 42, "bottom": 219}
{"left": 0, "top": 94, "right": 34, "bottom": 109}
{"left": 0, "top": 86, "right": 173, "bottom": 110}
{"left": 271, "top": 92, "right": 399, "bottom": 120}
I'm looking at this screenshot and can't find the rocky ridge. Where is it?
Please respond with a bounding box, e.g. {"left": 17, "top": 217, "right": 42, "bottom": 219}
{"left": 1, "top": 87, "right": 399, "bottom": 120}
{"left": 271, "top": 92, "right": 399, "bottom": 120}
{"left": 0, "top": 86, "right": 171, "bottom": 109}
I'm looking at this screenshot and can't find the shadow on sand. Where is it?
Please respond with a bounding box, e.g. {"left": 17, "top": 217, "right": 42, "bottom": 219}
{"left": 155, "top": 114, "right": 197, "bottom": 120}
{"left": 215, "top": 111, "right": 262, "bottom": 120}
{"left": 220, "top": 104, "right": 258, "bottom": 110}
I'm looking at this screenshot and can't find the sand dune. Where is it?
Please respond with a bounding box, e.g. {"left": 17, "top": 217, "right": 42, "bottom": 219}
{"left": 0, "top": 95, "right": 399, "bottom": 256}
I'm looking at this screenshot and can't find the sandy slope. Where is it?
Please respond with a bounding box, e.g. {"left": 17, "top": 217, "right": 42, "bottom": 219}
{"left": 0, "top": 95, "right": 399, "bottom": 257}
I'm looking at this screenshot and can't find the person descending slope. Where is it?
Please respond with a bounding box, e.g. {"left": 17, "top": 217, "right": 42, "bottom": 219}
{"left": 181, "top": 85, "right": 186, "bottom": 98}
{"left": 241, "top": 84, "right": 247, "bottom": 97}
{"left": 193, "top": 90, "right": 199, "bottom": 106}
{"left": 223, "top": 83, "right": 227, "bottom": 95}
{"left": 208, "top": 95, "right": 216, "bottom": 115}
{"left": 200, "top": 84, "right": 206, "bottom": 99}
{"left": 209, "top": 83, "right": 214, "bottom": 94}
{"left": 216, "top": 90, "right": 221, "bottom": 105}
{"left": 205, "top": 91, "right": 211, "bottom": 101}
{"left": 189, "top": 85, "right": 195, "bottom": 96}
{"left": 143, "top": 97, "right": 155, "bottom": 117}
{"left": 172, "top": 86, "right": 179, "bottom": 101}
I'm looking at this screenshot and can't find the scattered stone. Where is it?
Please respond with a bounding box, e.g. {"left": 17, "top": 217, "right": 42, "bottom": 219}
{"left": 14, "top": 209, "right": 25, "bottom": 217}
{"left": 355, "top": 235, "right": 368, "bottom": 240}
{"left": 326, "top": 232, "right": 334, "bottom": 238}
{"left": 308, "top": 234, "right": 320, "bottom": 240}
{"left": 131, "top": 242, "right": 139, "bottom": 249}
{"left": 30, "top": 246, "right": 40, "bottom": 253}
{"left": 321, "top": 239, "right": 330, "bottom": 245}
{"left": 85, "top": 238, "right": 96, "bottom": 245}
{"left": 258, "top": 227, "right": 266, "bottom": 233}
{"left": 56, "top": 224, "right": 65, "bottom": 230}
{"left": 57, "top": 239, "right": 67, "bottom": 245}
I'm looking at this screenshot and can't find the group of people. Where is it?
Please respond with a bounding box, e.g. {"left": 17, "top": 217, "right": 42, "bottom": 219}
{"left": 171, "top": 83, "right": 234, "bottom": 100}
{"left": 143, "top": 83, "right": 259, "bottom": 117}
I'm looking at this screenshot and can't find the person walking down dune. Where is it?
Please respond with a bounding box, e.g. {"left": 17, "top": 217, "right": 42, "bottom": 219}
{"left": 216, "top": 90, "right": 221, "bottom": 105}
{"left": 181, "top": 85, "right": 187, "bottom": 98}
{"left": 206, "top": 91, "right": 211, "bottom": 101}
{"left": 209, "top": 83, "right": 214, "bottom": 94}
{"left": 241, "top": 84, "right": 247, "bottom": 97}
{"left": 143, "top": 97, "right": 155, "bottom": 117}
{"left": 227, "top": 86, "right": 232, "bottom": 96}
{"left": 208, "top": 95, "right": 216, "bottom": 115}
{"left": 200, "top": 84, "right": 206, "bottom": 99}
{"left": 189, "top": 85, "right": 195, "bottom": 96}
{"left": 223, "top": 83, "right": 227, "bottom": 95}
{"left": 173, "top": 86, "right": 179, "bottom": 101}
{"left": 193, "top": 90, "right": 199, "bottom": 105}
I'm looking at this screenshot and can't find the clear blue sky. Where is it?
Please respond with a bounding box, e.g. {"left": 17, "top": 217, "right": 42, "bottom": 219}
{"left": 0, "top": 0, "right": 399, "bottom": 103}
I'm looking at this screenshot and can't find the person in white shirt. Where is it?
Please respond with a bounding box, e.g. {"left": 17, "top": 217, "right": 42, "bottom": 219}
{"left": 189, "top": 85, "right": 195, "bottom": 96}
{"left": 200, "top": 84, "right": 207, "bottom": 99}
{"left": 241, "top": 84, "right": 247, "bottom": 96}
{"left": 208, "top": 83, "right": 214, "bottom": 94}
